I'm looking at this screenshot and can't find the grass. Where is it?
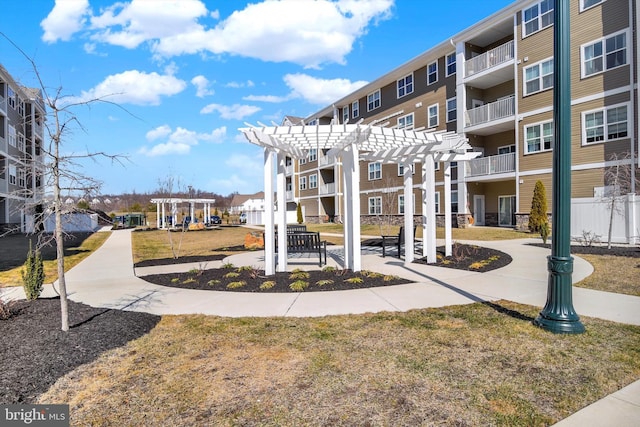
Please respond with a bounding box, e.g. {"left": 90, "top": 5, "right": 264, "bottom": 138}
{"left": 575, "top": 254, "right": 640, "bottom": 296}
{"left": 37, "top": 301, "right": 640, "bottom": 426}
{"left": 131, "top": 227, "right": 250, "bottom": 264}
{"left": 0, "top": 232, "right": 111, "bottom": 288}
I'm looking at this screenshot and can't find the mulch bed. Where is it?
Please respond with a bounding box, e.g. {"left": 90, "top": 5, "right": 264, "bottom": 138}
{"left": 0, "top": 298, "right": 160, "bottom": 404}
{"left": 413, "top": 244, "right": 512, "bottom": 272}
{"left": 140, "top": 268, "right": 412, "bottom": 292}
{"left": 527, "top": 243, "right": 640, "bottom": 258}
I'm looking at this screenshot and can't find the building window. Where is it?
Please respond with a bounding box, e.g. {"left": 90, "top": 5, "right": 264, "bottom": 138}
{"left": 581, "top": 0, "right": 605, "bottom": 11}
{"left": 435, "top": 192, "right": 440, "bottom": 213}
{"left": 451, "top": 190, "right": 458, "bottom": 213}
{"left": 582, "top": 30, "right": 628, "bottom": 78}
{"left": 8, "top": 125, "right": 16, "bottom": 147}
{"left": 498, "top": 144, "right": 516, "bottom": 154}
{"left": 7, "top": 87, "right": 16, "bottom": 109}
{"left": 398, "top": 195, "right": 416, "bottom": 214}
{"left": 367, "top": 90, "right": 381, "bottom": 111}
{"left": 299, "top": 157, "right": 307, "bottom": 165}
{"left": 397, "top": 163, "right": 415, "bottom": 176}
{"left": 524, "top": 58, "right": 554, "bottom": 95}
{"left": 427, "top": 61, "right": 438, "bottom": 85}
{"left": 446, "top": 97, "right": 457, "bottom": 122}
{"left": 397, "top": 73, "right": 414, "bottom": 98}
{"left": 397, "top": 113, "right": 414, "bottom": 130}
{"left": 368, "top": 197, "right": 382, "bottom": 215}
{"left": 18, "top": 100, "right": 24, "bottom": 116}
{"left": 523, "top": 0, "right": 554, "bottom": 37}
{"left": 427, "top": 103, "right": 439, "bottom": 128}
{"left": 299, "top": 176, "right": 307, "bottom": 190}
{"left": 342, "top": 105, "right": 349, "bottom": 123}
{"left": 18, "top": 133, "right": 25, "bottom": 152}
{"left": 525, "top": 121, "right": 553, "bottom": 154}
{"left": 309, "top": 174, "right": 317, "bottom": 189}
{"left": 308, "top": 148, "right": 317, "bottom": 162}
{"left": 368, "top": 162, "right": 382, "bottom": 180}
{"left": 9, "top": 164, "right": 17, "bottom": 185}
{"left": 18, "top": 169, "right": 25, "bottom": 187}
{"left": 446, "top": 52, "right": 456, "bottom": 77}
{"left": 582, "top": 104, "right": 628, "bottom": 145}
{"left": 352, "top": 100, "right": 359, "bottom": 118}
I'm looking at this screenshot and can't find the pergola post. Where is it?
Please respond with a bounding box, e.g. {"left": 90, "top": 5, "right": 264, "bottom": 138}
{"left": 403, "top": 161, "right": 414, "bottom": 265}
{"left": 276, "top": 152, "right": 288, "bottom": 272}
{"left": 156, "top": 202, "right": 161, "bottom": 228}
{"left": 444, "top": 162, "right": 452, "bottom": 256}
{"left": 342, "top": 144, "right": 361, "bottom": 271}
{"left": 422, "top": 156, "right": 437, "bottom": 263}
{"left": 263, "top": 149, "right": 276, "bottom": 275}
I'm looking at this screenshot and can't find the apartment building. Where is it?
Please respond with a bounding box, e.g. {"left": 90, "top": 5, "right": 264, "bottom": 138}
{"left": 0, "top": 64, "right": 46, "bottom": 232}
{"left": 289, "top": 0, "right": 638, "bottom": 232}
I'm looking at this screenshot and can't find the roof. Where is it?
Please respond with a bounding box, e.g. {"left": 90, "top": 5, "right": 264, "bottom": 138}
{"left": 230, "top": 191, "right": 265, "bottom": 207}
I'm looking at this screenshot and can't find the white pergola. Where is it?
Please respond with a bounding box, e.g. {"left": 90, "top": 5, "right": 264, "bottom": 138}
{"left": 239, "top": 123, "right": 481, "bottom": 275}
{"left": 150, "top": 198, "right": 216, "bottom": 228}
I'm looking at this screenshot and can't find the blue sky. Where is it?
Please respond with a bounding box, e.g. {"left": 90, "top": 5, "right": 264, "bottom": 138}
{"left": 2, "top": 0, "right": 514, "bottom": 196}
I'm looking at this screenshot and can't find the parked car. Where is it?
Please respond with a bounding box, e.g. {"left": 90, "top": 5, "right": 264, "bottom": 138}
{"left": 209, "top": 215, "right": 222, "bottom": 225}
{"left": 239, "top": 213, "right": 247, "bottom": 224}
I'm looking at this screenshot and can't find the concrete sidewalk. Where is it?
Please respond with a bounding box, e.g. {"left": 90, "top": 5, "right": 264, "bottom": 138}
{"left": 2, "top": 227, "right": 639, "bottom": 425}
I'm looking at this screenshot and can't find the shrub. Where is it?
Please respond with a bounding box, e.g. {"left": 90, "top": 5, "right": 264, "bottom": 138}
{"left": 529, "top": 180, "right": 549, "bottom": 238}
{"left": 289, "top": 269, "right": 310, "bottom": 280}
{"left": 0, "top": 298, "right": 17, "bottom": 320}
{"left": 182, "top": 278, "right": 196, "bottom": 284}
{"left": 322, "top": 266, "right": 336, "bottom": 273}
{"left": 260, "top": 281, "right": 276, "bottom": 290}
{"left": 227, "top": 281, "right": 247, "bottom": 289}
{"left": 344, "top": 277, "right": 364, "bottom": 284}
{"left": 383, "top": 275, "right": 399, "bottom": 282}
{"left": 21, "top": 242, "right": 44, "bottom": 301}
{"left": 296, "top": 202, "right": 303, "bottom": 224}
{"left": 221, "top": 262, "right": 235, "bottom": 269}
{"left": 207, "top": 279, "right": 221, "bottom": 287}
{"left": 170, "top": 278, "right": 180, "bottom": 284}
{"left": 223, "top": 272, "right": 240, "bottom": 279}
{"left": 316, "top": 279, "right": 334, "bottom": 287}
{"left": 289, "top": 280, "right": 309, "bottom": 291}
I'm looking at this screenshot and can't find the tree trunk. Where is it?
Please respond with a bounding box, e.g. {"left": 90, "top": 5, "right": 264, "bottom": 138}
{"left": 54, "top": 140, "right": 69, "bottom": 331}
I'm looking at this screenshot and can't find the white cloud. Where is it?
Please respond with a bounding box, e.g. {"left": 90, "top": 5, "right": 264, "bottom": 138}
{"left": 208, "top": 153, "right": 263, "bottom": 193}
{"left": 89, "top": 0, "right": 209, "bottom": 49}
{"left": 242, "top": 94, "right": 291, "bottom": 103}
{"left": 191, "top": 75, "right": 214, "bottom": 97}
{"left": 70, "top": 70, "right": 187, "bottom": 106}
{"left": 47, "top": 0, "right": 394, "bottom": 68}
{"left": 283, "top": 73, "right": 369, "bottom": 105}
{"left": 225, "top": 80, "right": 254, "bottom": 88}
{"left": 200, "top": 103, "right": 261, "bottom": 120}
{"left": 41, "top": 0, "right": 90, "bottom": 42}
{"left": 140, "top": 125, "right": 226, "bottom": 156}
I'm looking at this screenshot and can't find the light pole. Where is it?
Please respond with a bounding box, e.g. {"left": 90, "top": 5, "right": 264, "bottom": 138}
{"left": 533, "top": 0, "right": 585, "bottom": 334}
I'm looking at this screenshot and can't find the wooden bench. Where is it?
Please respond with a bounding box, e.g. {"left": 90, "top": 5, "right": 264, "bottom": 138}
{"left": 381, "top": 226, "right": 417, "bottom": 258}
{"left": 275, "top": 231, "right": 327, "bottom": 266}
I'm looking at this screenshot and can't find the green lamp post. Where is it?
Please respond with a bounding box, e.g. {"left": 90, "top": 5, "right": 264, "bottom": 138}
{"left": 533, "top": 0, "right": 585, "bottom": 334}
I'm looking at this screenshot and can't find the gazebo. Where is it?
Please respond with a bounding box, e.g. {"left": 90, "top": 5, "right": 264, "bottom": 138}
{"left": 239, "top": 122, "right": 480, "bottom": 275}
{"left": 150, "top": 197, "right": 216, "bottom": 228}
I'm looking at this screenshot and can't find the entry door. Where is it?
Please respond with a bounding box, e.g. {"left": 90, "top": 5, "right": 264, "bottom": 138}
{"left": 473, "top": 195, "right": 485, "bottom": 226}
{"left": 498, "top": 195, "right": 516, "bottom": 227}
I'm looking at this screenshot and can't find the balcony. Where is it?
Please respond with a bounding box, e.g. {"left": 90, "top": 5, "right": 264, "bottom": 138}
{"left": 464, "top": 96, "right": 515, "bottom": 134}
{"left": 464, "top": 40, "right": 514, "bottom": 89}
{"left": 286, "top": 190, "right": 294, "bottom": 201}
{"left": 285, "top": 164, "right": 293, "bottom": 175}
{"left": 465, "top": 153, "right": 515, "bottom": 178}
{"left": 318, "top": 154, "right": 336, "bottom": 168}
{"left": 34, "top": 122, "right": 43, "bottom": 138}
{"left": 0, "top": 95, "right": 6, "bottom": 116}
{"left": 319, "top": 182, "right": 336, "bottom": 195}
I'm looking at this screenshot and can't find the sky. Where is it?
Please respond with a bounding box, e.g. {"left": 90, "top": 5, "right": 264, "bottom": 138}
{"left": 2, "top": 0, "right": 514, "bottom": 197}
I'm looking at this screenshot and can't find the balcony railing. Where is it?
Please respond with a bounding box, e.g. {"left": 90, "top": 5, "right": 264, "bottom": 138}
{"left": 34, "top": 122, "right": 43, "bottom": 138}
{"left": 286, "top": 190, "right": 294, "bottom": 201}
{"left": 465, "top": 40, "right": 514, "bottom": 77}
{"left": 465, "top": 152, "right": 516, "bottom": 177}
{"left": 285, "top": 164, "right": 293, "bottom": 175}
{"left": 319, "top": 182, "right": 336, "bottom": 195}
{"left": 465, "top": 96, "right": 515, "bottom": 128}
{"left": 318, "top": 155, "right": 335, "bottom": 167}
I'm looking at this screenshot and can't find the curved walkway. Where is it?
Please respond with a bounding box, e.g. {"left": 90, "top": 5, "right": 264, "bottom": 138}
{"left": 2, "top": 227, "right": 639, "bottom": 425}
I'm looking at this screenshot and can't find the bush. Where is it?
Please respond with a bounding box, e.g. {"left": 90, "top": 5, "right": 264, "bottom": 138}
{"left": 21, "top": 242, "right": 44, "bottom": 301}
{"left": 529, "top": 180, "right": 549, "bottom": 239}
{"left": 296, "top": 202, "right": 303, "bottom": 224}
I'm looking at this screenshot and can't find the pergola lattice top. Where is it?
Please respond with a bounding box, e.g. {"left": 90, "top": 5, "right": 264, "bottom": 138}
{"left": 240, "top": 123, "right": 474, "bottom": 159}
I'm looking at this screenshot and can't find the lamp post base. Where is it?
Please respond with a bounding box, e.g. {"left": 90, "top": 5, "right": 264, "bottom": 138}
{"left": 534, "top": 255, "right": 585, "bottom": 334}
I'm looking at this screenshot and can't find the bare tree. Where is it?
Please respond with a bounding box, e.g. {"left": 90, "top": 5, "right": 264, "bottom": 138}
{"left": 602, "top": 151, "right": 639, "bottom": 249}
{"left": 3, "top": 32, "right": 129, "bottom": 331}
{"left": 156, "top": 175, "right": 188, "bottom": 259}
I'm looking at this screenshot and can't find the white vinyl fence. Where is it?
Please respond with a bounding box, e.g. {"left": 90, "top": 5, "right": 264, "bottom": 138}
{"left": 571, "top": 194, "right": 639, "bottom": 244}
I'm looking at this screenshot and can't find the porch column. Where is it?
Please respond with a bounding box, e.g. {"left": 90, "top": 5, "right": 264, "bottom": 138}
{"left": 161, "top": 203, "right": 166, "bottom": 229}
{"left": 444, "top": 162, "right": 452, "bottom": 256}
{"left": 263, "top": 149, "right": 276, "bottom": 275}
{"left": 422, "top": 156, "right": 437, "bottom": 263}
{"left": 403, "top": 161, "right": 414, "bottom": 265}
{"left": 276, "top": 153, "right": 288, "bottom": 272}
{"left": 156, "top": 202, "right": 160, "bottom": 228}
